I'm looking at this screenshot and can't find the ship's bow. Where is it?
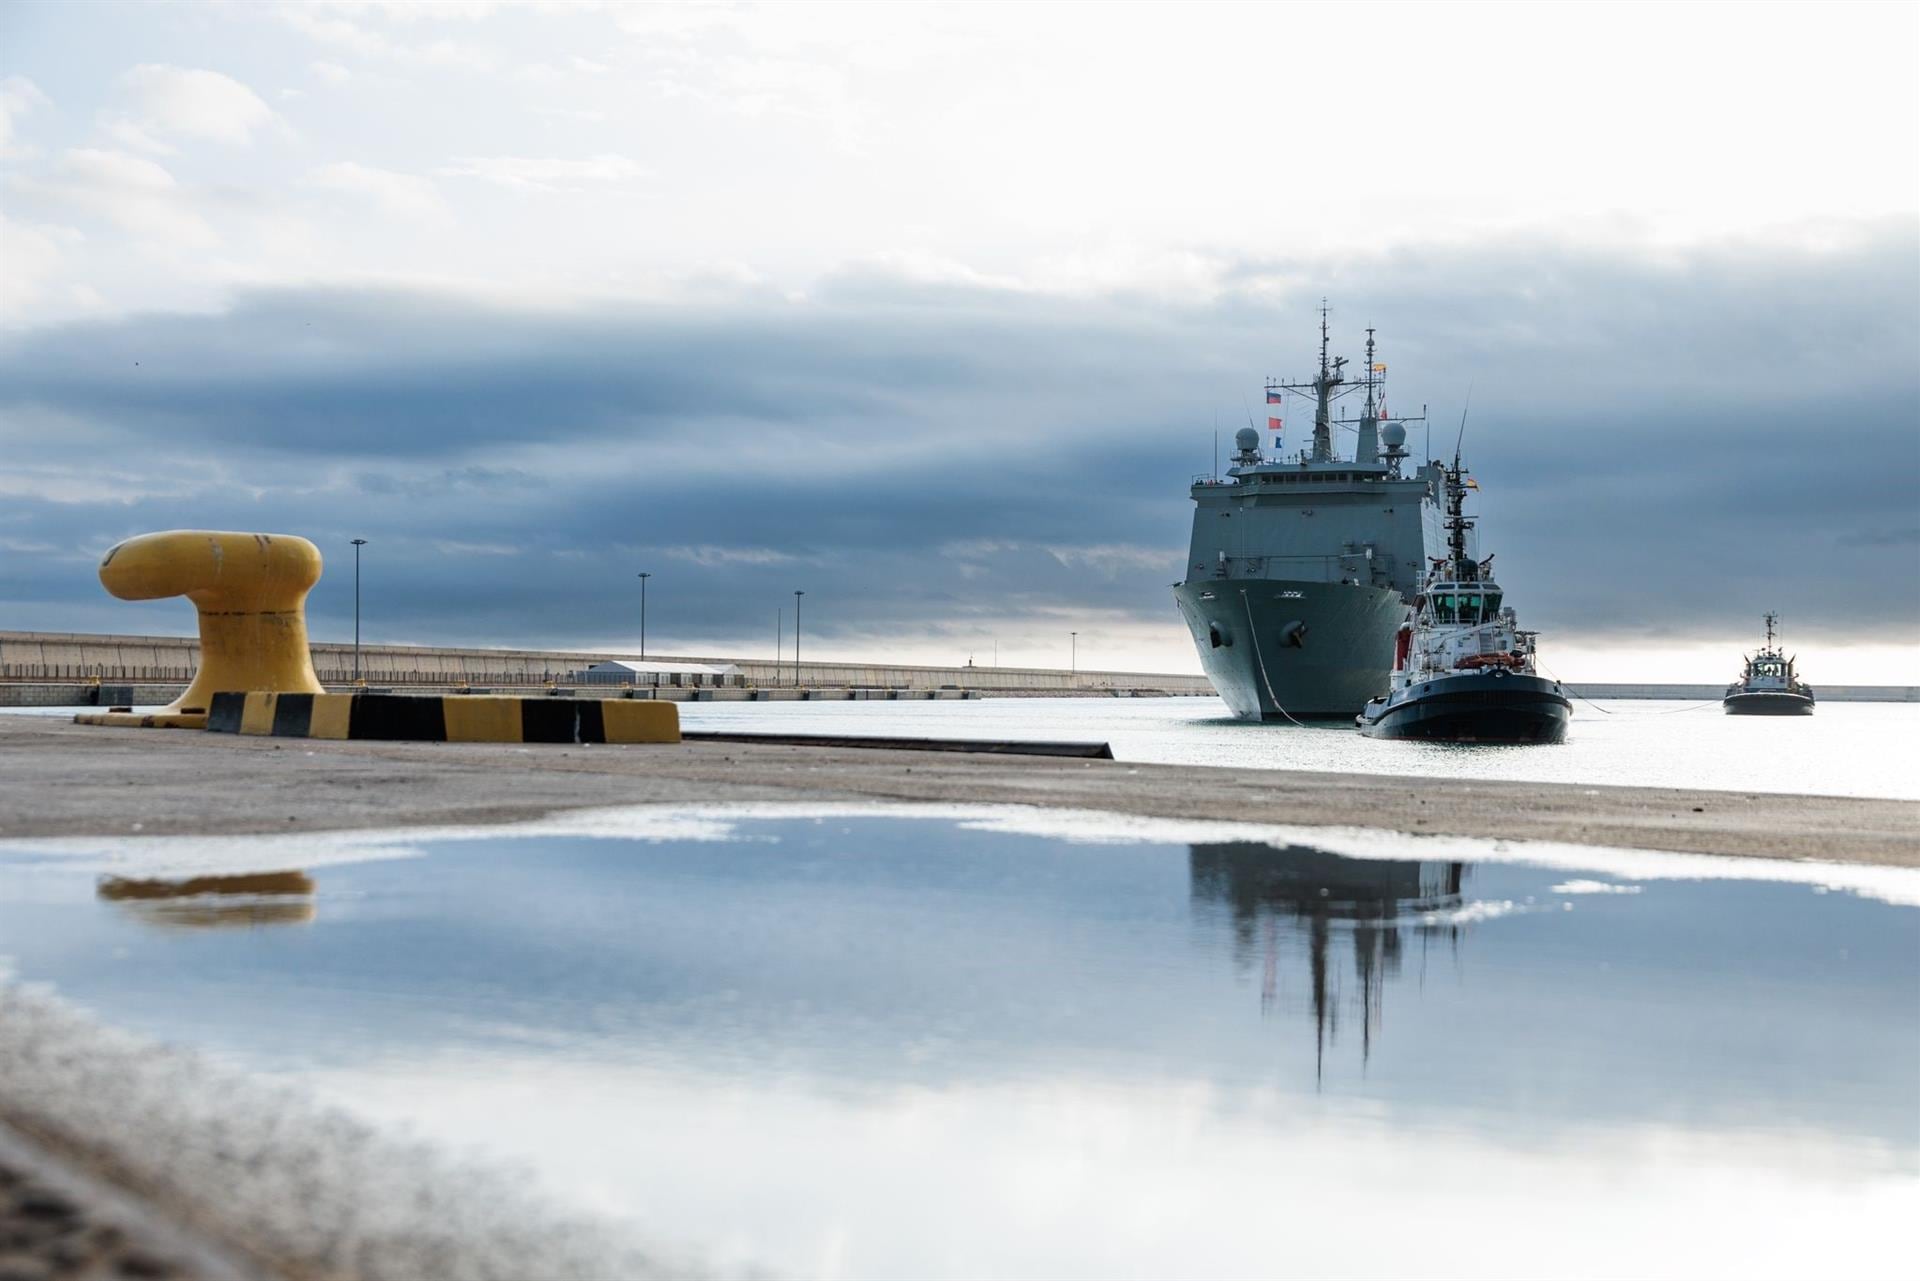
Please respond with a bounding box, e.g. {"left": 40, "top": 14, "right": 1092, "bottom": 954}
{"left": 1174, "top": 579, "right": 1403, "bottom": 720}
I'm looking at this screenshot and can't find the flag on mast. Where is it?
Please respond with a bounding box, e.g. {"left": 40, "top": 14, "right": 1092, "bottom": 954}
{"left": 1265, "top": 390, "right": 1282, "bottom": 404}
{"left": 1267, "top": 416, "right": 1284, "bottom": 432}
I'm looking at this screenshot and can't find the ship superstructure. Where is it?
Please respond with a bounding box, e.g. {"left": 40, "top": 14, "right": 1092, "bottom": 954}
{"left": 1173, "top": 311, "right": 1445, "bottom": 718}
{"left": 1723, "top": 613, "right": 1814, "bottom": 715}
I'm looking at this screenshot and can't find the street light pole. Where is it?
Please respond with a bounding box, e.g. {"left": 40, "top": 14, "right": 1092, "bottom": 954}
{"left": 350, "top": 539, "right": 368, "bottom": 684}
{"left": 637, "top": 572, "right": 651, "bottom": 660}
{"left": 1070, "top": 630, "right": 1077, "bottom": 679}
{"left": 793, "top": 590, "right": 804, "bottom": 688}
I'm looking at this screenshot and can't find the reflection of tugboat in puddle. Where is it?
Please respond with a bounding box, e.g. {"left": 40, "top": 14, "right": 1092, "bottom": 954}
{"left": 1723, "top": 613, "right": 1814, "bottom": 715}
{"left": 1358, "top": 452, "right": 1570, "bottom": 743}
{"left": 1190, "top": 843, "right": 1467, "bottom": 1074}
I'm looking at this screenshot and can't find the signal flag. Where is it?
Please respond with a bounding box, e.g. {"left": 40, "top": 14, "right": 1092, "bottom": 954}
{"left": 1267, "top": 416, "right": 1284, "bottom": 432}
{"left": 1266, "top": 390, "right": 1283, "bottom": 404}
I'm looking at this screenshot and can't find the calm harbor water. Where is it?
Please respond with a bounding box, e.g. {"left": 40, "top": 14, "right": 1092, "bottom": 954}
{"left": 8, "top": 696, "right": 1915, "bottom": 798}
{"left": 679, "top": 696, "right": 1920, "bottom": 800}
{"left": 1, "top": 807, "right": 1914, "bottom": 1279}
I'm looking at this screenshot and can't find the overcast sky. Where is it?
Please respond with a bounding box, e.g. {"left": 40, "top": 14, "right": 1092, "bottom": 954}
{"left": 1, "top": 1, "right": 1915, "bottom": 679}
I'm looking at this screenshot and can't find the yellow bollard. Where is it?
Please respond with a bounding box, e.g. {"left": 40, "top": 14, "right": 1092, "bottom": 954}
{"left": 77, "top": 530, "right": 326, "bottom": 729}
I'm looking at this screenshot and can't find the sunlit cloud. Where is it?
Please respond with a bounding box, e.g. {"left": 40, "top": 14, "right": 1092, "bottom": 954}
{"left": 0, "top": 75, "right": 51, "bottom": 158}
{"left": 103, "top": 64, "right": 285, "bottom": 152}
{"left": 7, "top": 148, "right": 218, "bottom": 249}
{"left": 303, "top": 161, "right": 449, "bottom": 222}
{"left": 435, "top": 153, "right": 649, "bottom": 193}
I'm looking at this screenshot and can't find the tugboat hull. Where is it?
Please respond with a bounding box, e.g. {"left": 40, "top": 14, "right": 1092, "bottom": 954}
{"left": 1723, "top": 691, "right": 1814, "bottom": 716}
{"left": 1359, "top": 671, "right": 1571, "bottom": 744}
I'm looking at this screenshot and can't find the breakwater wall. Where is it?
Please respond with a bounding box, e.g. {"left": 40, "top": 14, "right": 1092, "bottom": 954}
{"left": 8, "top": 680, "right": 1914, "bottom": 708}
{"left": 0, "top": 631, "right": 1215, "bottom": 697}
{"left": 0, "top": 683, "right": 1013, "bottom": 708}
{"left": 1571, "top": 683, "right": 1917, "bottom": 702}
{"left": 4, "top": 633, "right": 1914, "bottom": 705}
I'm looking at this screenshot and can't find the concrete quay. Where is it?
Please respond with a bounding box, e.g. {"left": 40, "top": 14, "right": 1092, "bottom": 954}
{"left": 2, "top": 714, "right": 1913, "bottom": 866}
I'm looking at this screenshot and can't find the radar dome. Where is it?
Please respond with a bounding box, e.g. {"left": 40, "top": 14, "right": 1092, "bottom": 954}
{"left": 1234, "top": 427, "right": 1260, "bottom": 452}
{"left": 1380, "top": 422, "right": 1407, "bottom": 450}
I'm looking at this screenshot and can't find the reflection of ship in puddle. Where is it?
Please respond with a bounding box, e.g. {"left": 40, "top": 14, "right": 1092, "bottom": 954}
{"left": 97, "top": 871, "right": 316, "bottom": 929}
{"left": 1190, "top": 843, "right": 1468, "bottom": 1075}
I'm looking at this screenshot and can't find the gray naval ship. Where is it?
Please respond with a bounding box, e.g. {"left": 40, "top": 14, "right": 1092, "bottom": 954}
{"left": 1174, "top": 313, "right": 1445, "bottom": 719}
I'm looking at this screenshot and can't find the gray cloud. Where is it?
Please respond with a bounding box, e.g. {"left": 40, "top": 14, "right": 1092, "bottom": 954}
{"left": 0, "top": 230, "right": 1915, "bottom": 658}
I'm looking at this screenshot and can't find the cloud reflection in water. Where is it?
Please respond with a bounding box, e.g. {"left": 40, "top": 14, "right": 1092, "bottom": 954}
{"left": 0, "top": 810, "right": 1911, "bottom": 1279}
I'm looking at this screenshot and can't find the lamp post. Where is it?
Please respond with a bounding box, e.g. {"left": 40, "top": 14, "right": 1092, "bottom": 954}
{"left": 1070, "top": 631, "right": 1077, "bottom": 680}
{"left": 350, "top": 538, "right": 368, "bottom": 684}
{"left": 793, "top": 590, "right": 804, "bottom": 688}
{"left": 637, "top": 571, "right": 651, "bottom": 660}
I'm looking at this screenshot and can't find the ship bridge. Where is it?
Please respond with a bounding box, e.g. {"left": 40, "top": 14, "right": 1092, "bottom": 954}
{"left": 1182, "top": 316, "right": 1453, "bottom": 601}
{"left": 1423, "top": 582, "right": 1505, "bottom": 626}
{"left": 1186, "top": 454, "right": 1447, "bottom": 598}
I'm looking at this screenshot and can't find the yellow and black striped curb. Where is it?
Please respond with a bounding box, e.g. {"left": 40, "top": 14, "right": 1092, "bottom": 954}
{"left": 204, "top": 691, "right": 680, "bottom": 743}
{"left": 73, "top": 709, "right": 209, "bottom": 729}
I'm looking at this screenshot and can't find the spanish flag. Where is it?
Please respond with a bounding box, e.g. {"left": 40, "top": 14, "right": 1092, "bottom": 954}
{"left": 1372, "top": 362, "right": 1387, "bottom": 372}
{"left": 1465, "top": 476, "right": 1480, "bottom": 490}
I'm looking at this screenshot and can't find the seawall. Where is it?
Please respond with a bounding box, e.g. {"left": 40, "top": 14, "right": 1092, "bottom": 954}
{"left": 3, "top": 632, "right": 1913, "bottom": 703}
{"left": 0, "top": 630, "right": 1214, "bottom": 696}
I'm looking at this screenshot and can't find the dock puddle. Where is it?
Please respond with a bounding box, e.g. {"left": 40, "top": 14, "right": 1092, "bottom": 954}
{"left": 1, "top": 805, "right": 1914, "bottom": 1279}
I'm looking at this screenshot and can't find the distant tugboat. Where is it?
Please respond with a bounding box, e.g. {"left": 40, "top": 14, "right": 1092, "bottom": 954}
{"left": 1357, "top": 453, "right": 1570, "bottom": 743}
{"left": 1723, "top": 613, "right": 1815, "bottom": 715}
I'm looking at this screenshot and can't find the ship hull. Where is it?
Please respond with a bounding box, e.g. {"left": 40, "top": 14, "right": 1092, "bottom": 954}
{"left": 1358, "top": 671, "right": 1571, "bottom": 744}
{"left": 1723, "top": 691, "right": 1814, "bottom": 716}
{"left": 1173, "top": 579, "right": 1407, "bottom": 719}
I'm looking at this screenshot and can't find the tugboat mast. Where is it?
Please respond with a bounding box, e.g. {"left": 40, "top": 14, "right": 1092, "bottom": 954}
{"left": 1443, "top": 452, "right": 1477, "bottom": 582}
{"left": 1764, "top": 611, "right": 1778, "bottom": 650}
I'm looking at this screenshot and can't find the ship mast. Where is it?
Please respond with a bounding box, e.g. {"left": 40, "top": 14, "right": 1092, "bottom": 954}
{"left": 1269, "top": 301, "right": 1349, "bottom": 463}
{"left": 1443, "top": 451, "right": 1476, "bottom": 582}
{"left": 1266, "top": 304, "right": 1420, "bottom": 467}
{"left": 1764, "top": 611, "right": 1778, "bottom": 650}
{"left": 1363, "top": 329, "right": 1378, "bottom": 422}
{"left": 1311, "top": 305, "right": 1347, "bottom": 461}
